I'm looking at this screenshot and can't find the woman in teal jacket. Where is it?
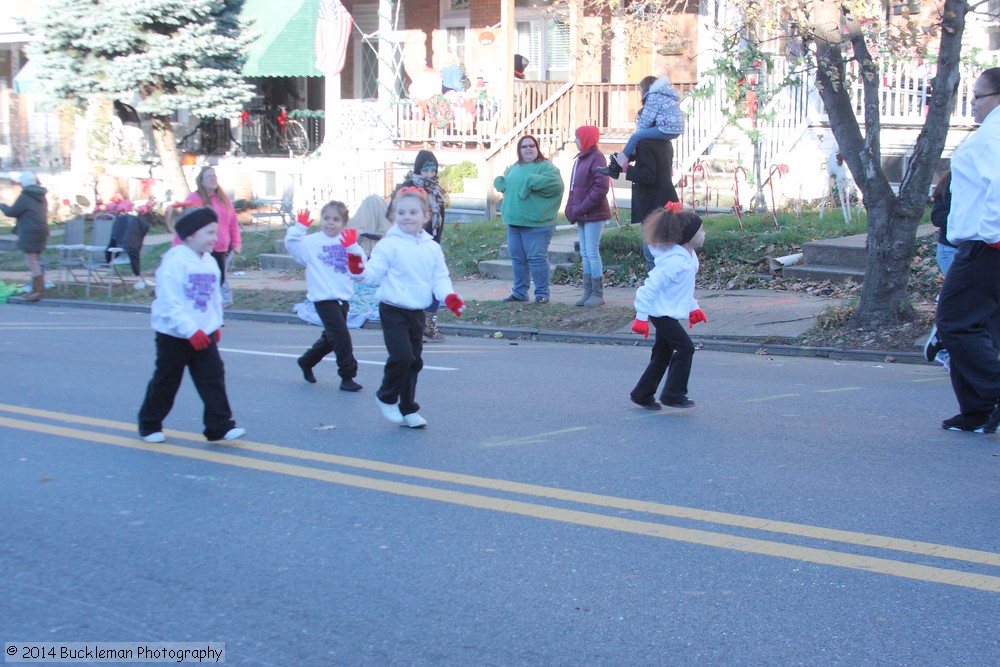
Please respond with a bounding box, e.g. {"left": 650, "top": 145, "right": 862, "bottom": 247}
{"left": 493, "top": 134, "right": 565, "bottom": 303}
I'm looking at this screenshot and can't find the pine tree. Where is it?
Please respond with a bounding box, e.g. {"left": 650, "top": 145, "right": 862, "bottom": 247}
{"left": 22, "top": 0, "right": 255, "bottom": 198}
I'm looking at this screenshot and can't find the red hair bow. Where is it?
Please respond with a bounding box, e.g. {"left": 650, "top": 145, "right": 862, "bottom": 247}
{"left": 664, "top": 201, "right": 683, "bottom": 213}
{"left": 397, "top": 185, "right": 428, "bottom": 199}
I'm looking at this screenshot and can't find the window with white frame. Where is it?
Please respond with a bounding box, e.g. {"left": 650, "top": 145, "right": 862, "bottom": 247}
{"left": 515, "top": 15, "right": 570, "bottom": 81}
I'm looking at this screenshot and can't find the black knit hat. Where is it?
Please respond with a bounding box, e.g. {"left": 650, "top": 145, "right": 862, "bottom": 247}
{"left": 678, "top": 212, "right": 704, "bottom": 245}
{"left": 175, "top": 207, "right": 218, "bottom": 239}
{"left": 414, "top": 149, "right": 438, "bottom": 173}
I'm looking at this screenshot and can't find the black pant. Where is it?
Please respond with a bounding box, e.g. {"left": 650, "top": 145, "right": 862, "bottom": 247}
{"left": 138, "top": 332, "right": 236, "bottom": 440}
{"left": 377, "top": 303, "right": 424, "bottom": 415}
{"left": 299, "top": 299, "right": 358, "bottom": 380}
{"left": 630, "top": 315, "right": 695, "bottom": 404}
{"left": 937, "top": 241, "right": 1000, "bottom": 417}
{"left": 211, "top": 250, "right": 228, "bottom": 286}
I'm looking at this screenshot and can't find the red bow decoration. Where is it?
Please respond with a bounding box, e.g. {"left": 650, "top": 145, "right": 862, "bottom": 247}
{"left": 240, "top": 110, "right": 250, "bottom": 127}
{"left": 664, "top": 201, "right": 683, "bottom": 213}
{"left": 277, "top": 108, "right": 287, "bottom": 129}
{"left": 397, "top": 186, "right": 427, "bottom": 199}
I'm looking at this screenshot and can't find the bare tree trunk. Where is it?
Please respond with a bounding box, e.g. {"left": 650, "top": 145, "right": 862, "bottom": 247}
{"left": 855, "top": 199, "right": 919, "bottom": 326}
{"left": 810, "top": 0, "right": 968, "bottom": 329}
{"left": 150, "top": 115, "right": 189, "bottom": 200}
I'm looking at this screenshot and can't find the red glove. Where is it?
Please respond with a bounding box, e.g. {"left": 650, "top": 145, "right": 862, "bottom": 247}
{"left": 296, "top": 209, "right": 312, "bottom": 227}
{"left": 631, "top": 319, "right": 649, "bottom": 339}
{"left": 340, "top": 228, "right": 358, "bottom": 247}
{"left": 445, "top": 293, "right": 465, "bottom": 317}
{"left": 688, "top": 309, "right": 707, "bottom": 328}
{"left": 213, "top": 329, "right": 221, "bottom": 343}
{"left": 189, "top": 330, "right": 211, "bottom": 351}
{"left": 347, "top": 253, "right": 365, "bottom": 275}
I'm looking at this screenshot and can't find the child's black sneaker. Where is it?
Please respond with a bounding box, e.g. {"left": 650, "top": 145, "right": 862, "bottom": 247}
{"left": 597, "top": 154, "right": 622, "bottom": 178}
{"left": 630, "top": 396, "right": 661, "bottom": 410}
{"left": 662, "top": 397, "right": 696, "bottom": 408}
{"left": 297, "top": 356, "right": 317, "bottom": 383}
{"left": 340, "top": 378, "right": 363, "bottom": 392}
{"left": 923, "top": 325, "right": 944, "bottom": 363}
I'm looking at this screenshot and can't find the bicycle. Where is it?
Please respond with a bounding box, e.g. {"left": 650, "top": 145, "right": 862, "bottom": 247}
{"left": 243, "top": 106, "right": 310, "bottom": 158}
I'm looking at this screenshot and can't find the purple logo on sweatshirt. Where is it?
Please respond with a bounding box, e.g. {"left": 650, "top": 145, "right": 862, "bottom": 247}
{"left": 184, "top": 272, "right": 217, "bottom": 312}
{"left": 319, "top": 244, "right": 348, "bottom": 272}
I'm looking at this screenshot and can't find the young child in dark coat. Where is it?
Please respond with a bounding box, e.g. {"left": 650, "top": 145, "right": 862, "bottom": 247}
{"left": 137, "top": 207, "right": 245, "bottom": 444}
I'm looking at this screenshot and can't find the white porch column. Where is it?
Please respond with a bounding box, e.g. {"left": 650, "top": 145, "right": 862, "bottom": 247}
{"left": 377, "top": 0, "right": 394, "bottom": 103}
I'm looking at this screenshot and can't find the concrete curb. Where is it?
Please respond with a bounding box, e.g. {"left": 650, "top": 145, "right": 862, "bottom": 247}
{"left": 8, "top": 295, "right": 926, "bottom": 365}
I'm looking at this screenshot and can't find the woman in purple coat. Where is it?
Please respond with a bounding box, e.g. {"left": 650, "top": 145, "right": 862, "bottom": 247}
{"left": 564, "top": 125, "right": 611, "bottom": 306}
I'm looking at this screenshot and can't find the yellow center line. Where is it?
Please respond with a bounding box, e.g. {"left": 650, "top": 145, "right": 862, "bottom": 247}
{"left": 2, "top": 414, "right": 1000, "bottom": 593}
{"left": 2, "top": 403, "right": 999, "bottom": 571}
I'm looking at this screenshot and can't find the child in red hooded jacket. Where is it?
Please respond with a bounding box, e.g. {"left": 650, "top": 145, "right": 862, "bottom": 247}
{"left": 564, "top": 125, "right": 611, "bottom": 307}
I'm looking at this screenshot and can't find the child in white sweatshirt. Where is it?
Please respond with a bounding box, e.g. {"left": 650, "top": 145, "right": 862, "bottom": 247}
{"left": 347, "top": 187, "right": 466, "bottom": 428}
{"left": 284, "top": 200, "right": 368, "bottom": 391}
{"left": 629, "top": 204, "right": 707, "bottom": 410}
{"left": 138, "top": 207, "right": 245, "bottom": 443}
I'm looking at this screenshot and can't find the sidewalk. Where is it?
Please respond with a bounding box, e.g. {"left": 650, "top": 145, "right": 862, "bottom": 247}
{"left": 1, "top": 264, "right": 843, "bottom": 343}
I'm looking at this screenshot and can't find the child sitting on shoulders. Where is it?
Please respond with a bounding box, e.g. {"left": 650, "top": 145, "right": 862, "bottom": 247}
{"left": 347, "top": 187, "right": 466, "bottom": 428}
{"left": 629, "top": 203, "right": 707, "bottom": 411}
{"left": 138, "top": 207, "right": 245, "bottom": 443}
{"left": 600, "top": 75, "right": 685, "bottom": 179}
{"left": 284, "top": 200, "right": 368, "bottom": 391}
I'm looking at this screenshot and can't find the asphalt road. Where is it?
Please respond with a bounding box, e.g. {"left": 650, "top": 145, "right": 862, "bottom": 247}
{"left": 2, "top": 306, "right": 999, "bottom": 666}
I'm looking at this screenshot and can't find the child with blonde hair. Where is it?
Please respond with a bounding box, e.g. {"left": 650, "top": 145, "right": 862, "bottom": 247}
{"left": 347, "top": 187, "right": 466, "bottom": 428}
{"left": 629, "top": 203, "right": 707, "bottom": 410}
{"left": 285, "top": 200, "right": 367, "bottom": 391}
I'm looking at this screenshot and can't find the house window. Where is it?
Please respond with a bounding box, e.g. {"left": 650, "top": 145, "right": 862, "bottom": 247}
{"left": 515, "top": 17, "right": 570, "bottom": 80}
{"left": 360, "top": 39, "right": 379, "bottom": 99}
{"left": 989, "top": 0, "right": 1000, "bottom": 51}
{"left": 445, "top": 27, "right": 467, "bottom": 65}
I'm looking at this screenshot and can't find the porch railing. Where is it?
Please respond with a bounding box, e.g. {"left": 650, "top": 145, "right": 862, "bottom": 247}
{"left": 846, "top": 58, "right": 979, "bottom": 126}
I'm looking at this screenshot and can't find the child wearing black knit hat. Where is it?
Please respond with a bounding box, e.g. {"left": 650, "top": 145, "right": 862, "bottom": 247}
{"left": 629, "top": 204, "right": 707, "bottom": 410}
{"left": 138, "top": 207, "right": 245, "bottom": 443}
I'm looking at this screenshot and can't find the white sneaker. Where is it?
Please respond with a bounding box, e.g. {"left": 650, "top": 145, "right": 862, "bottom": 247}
{"left": 400, "top": 412, "right": 428, "bottom": 428}
{"left": 375, "top": 396, "right": 404, "bottom": 424}
{"left": 133, "top": 280, "right": 147, "bottom": 290}
{"left": 222, "top": 427, "right": 246, "bottom": 441}
{"left": 142, "top": 432, "right": 165, "bottom": 443}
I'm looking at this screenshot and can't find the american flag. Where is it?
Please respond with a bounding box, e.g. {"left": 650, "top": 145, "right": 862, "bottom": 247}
{"left": 314, "top": 0, "right": 353, "bottom": 75}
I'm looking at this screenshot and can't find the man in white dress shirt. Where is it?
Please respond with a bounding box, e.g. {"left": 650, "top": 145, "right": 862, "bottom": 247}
{"left": 937, "top": 67, "right": 1000, "bottom": 433}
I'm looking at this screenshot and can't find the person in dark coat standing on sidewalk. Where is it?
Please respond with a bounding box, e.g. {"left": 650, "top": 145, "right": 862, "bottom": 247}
{"left": 1, "top": 171, "right": 49, "bottom": 301}
{"left": 626, "top": 138, "right": 678, "bottom": 271}
{"left": 564, "top": 125, "right": 611, "bottom": 306}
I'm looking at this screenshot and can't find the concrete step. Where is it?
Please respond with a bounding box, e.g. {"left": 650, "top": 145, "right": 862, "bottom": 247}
{"left": 782, "top": 264, "right": 865, "bottom": 283}
{"left": 258, "top": 253, "right": 301, "bottom": 271}
{"left": 498, "top": 244, "right": 580, "bottom": 264}
{"left": 477, "top": 259, "right": 575, "bottom": 281}
{"left": 800, "top": 233, "right": 867, "bottom": 269}
{"left": 784, "top": 224, "right": 936, "bottom": 284}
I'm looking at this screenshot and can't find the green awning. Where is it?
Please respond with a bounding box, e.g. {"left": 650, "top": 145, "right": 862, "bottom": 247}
{"left": 242, "top": 0, "right": 323, "bottom": 78}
